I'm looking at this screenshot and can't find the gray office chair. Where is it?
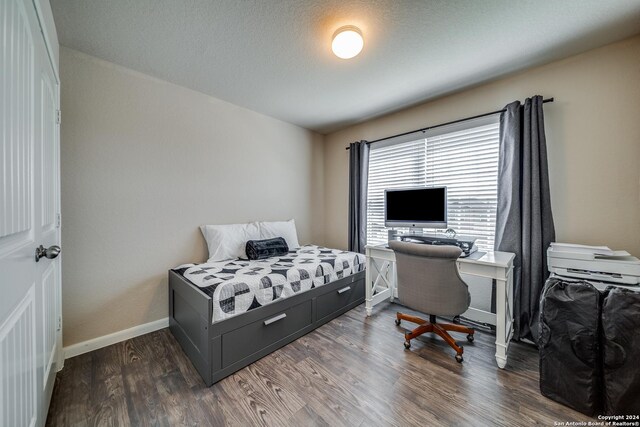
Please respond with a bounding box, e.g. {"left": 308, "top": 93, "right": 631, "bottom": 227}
{"left": 389, "top": 240, "right": 475, "bottom": 362}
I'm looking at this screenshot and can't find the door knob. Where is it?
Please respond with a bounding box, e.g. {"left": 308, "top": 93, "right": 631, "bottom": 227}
{"left": 35, "top": 245, "right": 61, "bottom": 262}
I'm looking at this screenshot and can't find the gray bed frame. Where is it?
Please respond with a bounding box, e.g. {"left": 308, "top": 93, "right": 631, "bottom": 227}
{"left": 168, "top": 269, "right": 366, "bottom": 386}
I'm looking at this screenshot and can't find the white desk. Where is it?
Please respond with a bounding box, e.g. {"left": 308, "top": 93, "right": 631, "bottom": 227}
{"left": 365, "top": 244, "right": 515, "bottom": 368}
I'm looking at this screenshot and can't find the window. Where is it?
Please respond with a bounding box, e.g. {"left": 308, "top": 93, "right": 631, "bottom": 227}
{"left": 366, "top": 117, "right": 500, "bottom": 251}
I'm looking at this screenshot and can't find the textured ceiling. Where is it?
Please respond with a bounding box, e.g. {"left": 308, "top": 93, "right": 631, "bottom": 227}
{"left": 51, "top": 0, "right": 640, "bottom": 133}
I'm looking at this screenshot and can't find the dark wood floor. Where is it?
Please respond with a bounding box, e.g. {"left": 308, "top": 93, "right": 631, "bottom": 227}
{"left": 46, "top": 302, "right": 593, "bottom": 426}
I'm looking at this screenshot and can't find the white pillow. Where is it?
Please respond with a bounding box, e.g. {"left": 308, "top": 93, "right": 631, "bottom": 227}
{"left": 258, "top": 219, "right": 300, "bottom": 249}
{"left": 200, "top": 222, "right": 260, "bottom": 262}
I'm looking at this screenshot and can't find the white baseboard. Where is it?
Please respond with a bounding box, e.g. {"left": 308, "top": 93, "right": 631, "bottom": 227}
{"left": 64, "top": 317, "right": 169, "bottom": 360}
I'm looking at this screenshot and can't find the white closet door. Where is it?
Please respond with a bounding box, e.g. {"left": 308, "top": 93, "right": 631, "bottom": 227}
{"left": 0, "top": 0, "right": 61, "bottom": 426}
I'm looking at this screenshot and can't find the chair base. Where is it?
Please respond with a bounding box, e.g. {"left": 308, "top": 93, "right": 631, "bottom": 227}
{"left": 396, "top": 312, "right": 475, "bottom": 362}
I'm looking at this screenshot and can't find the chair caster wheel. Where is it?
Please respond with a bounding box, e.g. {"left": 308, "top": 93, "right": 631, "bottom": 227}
{"left": 453, "top": 315, "right": 461, "bottom": 324}
{"left": 467, "top": 334, "right": 474, "bottom": 342}
{"left": 455, "top": 354, "right": 463, "bottom": 363}
{"left": 404, "top": 341, "right": 411, "bottom": 349}
{"left": 395, "top": 318, "right": 401, "bottom": 326}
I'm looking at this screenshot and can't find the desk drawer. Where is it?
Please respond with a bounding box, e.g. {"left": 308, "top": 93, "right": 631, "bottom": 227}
{"left": 221, "top": 300, "right": 312, "bottom": 368}
{"left": 317, "top": 279, "right": 364, "bottom": 321}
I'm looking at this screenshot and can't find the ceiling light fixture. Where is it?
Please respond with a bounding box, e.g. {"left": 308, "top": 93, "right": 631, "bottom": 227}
{"left": 332, "top": 26, "right": 364, "bottom": 59}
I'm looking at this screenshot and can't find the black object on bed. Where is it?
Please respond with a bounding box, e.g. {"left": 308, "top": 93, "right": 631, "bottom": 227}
{"left": 246, "top": 237, "right": 289, "bottom": 260}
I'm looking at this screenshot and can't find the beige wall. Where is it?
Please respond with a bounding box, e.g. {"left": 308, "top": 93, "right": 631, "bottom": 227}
{"left": 324, "top": 35, "right": 640, "bottom": 257}
{"left": 60, "top": 48, "right": 325, "bottom": 346}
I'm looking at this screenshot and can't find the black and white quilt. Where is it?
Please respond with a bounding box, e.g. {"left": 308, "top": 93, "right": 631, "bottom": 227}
{"left": 175, "top": 245, "right": 366, "bottom": 323}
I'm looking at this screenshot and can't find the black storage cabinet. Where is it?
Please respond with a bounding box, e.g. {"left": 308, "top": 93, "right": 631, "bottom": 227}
{"left": 601, "top": 287, "right": 640, "bottom": 416}
{"left": 538, "top": 278, "right": 603, "bottom": 416}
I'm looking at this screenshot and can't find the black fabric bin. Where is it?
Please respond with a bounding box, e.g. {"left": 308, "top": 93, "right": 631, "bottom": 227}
{"left": 602, "top": 287, "right": 640, "bottom": 416}
{"left": 538, "top": 278, "right": 603, "bottom": 416}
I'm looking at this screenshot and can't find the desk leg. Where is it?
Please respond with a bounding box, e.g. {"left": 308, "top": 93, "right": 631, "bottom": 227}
{"left": 365, "top": 255, "right": 373, "bottom": 317}
{"left": 388, "top": 260, "right": 395, "bottom": 303}
{"left": 496, "top": 274, "right": 511, "bottom": 369}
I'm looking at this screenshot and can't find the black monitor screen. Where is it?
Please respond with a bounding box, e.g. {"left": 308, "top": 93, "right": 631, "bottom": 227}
{"left": 385, "top": 187, "right": 446, "bottom": 225}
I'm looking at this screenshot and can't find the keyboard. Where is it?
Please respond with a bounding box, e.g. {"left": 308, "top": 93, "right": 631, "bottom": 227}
{"left": 400, "top": 234, "right": 478, "bottom": 257}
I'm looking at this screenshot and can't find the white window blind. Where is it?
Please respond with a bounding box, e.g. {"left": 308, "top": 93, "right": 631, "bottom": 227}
{"left": 366, "top": 139, "right": 426, "bottom": 245}
{"left": 366, "top": 120, "right": 500, "bottom": 252}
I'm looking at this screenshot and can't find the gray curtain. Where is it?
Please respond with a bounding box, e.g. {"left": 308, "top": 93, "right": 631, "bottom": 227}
{"left": 495, "top": 96, "right": 555, "bottom": 343}
{"left": 348, "top": 140, "right": 370, "bottom": 253}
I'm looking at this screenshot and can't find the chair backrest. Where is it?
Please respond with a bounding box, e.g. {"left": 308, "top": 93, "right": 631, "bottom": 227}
{"left": 389, "top": 240, "right": 471, "bottom": 317}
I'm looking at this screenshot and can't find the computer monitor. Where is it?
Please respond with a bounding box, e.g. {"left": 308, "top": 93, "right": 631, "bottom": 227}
{"left": 384, "top": 186, "right": 447, "bottom": 229}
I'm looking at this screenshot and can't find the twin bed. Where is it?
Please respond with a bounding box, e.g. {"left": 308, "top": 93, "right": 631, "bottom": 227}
{"left": 169, "top": 241, "right": 366, "bottom": 386}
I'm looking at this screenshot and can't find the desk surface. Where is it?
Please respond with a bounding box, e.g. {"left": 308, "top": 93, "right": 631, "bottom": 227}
{"left": 366, "top": 244, "right": 515, "bottom": 268}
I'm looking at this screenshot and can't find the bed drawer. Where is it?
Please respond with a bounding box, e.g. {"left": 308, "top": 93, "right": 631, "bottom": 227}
{"left": 221, "top": 300, "right": 312, "bottom": 368}
{"left": 316, "top": 279, "right": 364, "bottom": 321}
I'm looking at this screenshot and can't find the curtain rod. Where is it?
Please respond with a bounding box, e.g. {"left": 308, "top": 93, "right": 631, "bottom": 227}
{"left": 345, "top": 97, "right": 554, "bottom": 150}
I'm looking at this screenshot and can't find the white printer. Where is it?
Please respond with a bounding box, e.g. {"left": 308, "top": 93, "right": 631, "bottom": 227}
{"left": 547, "top": 243, "right": 640, "bottom": 290}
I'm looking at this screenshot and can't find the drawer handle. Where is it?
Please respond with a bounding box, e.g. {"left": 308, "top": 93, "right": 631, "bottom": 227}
{"left": 264, "top": 313, "right": 287, "bottom": 326}
{"left": 337, "top": 286, "right": 351, "bottom": 295}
